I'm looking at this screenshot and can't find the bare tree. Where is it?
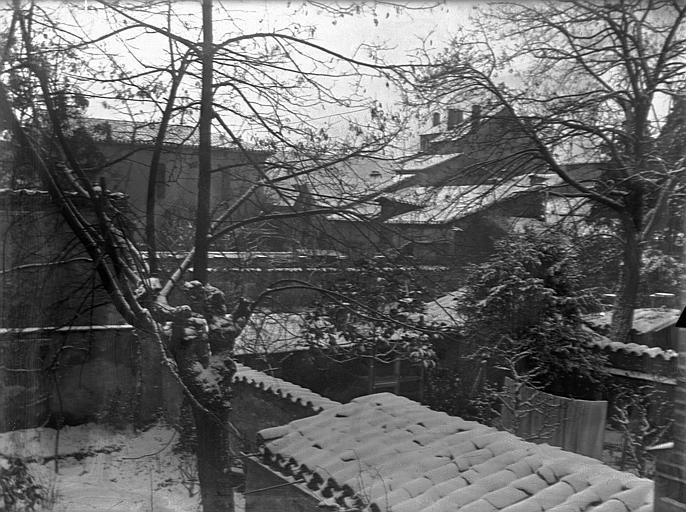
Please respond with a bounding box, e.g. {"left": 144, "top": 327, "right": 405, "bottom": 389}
{"left": 409, "top": 0, "right": 686, "bottom": 342}
{"left": 0, "top": 1, "right": 419, "bottom": 510}
{"left": 612, "top": 384, "right": 673, "bottom": 478}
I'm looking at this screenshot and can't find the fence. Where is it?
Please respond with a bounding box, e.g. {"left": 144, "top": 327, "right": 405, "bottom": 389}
{"left": 0, "top": 325, "right": 180, "bottom": 432}
{"left": 500, "top": 377, "right": 607, "bottom": 459}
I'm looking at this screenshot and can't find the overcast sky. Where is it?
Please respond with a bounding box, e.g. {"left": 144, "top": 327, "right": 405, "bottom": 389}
{"left": 54, "top": 1, "right": 476, "bottom": 129}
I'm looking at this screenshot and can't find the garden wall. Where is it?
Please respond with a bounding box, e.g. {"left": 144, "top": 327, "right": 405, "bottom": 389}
{"left": 205, "top": 266, "right": 460, "bottom": 310}
{"left": 0, "top": 326, "right": 182, "bottom": 432}
{"left": 0, "top": 321, "right": 340, "bottom": 457}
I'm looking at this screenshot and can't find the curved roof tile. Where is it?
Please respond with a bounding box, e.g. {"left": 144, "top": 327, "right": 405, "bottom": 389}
{"left": 233, "top": 362, "right": 341, "bottom": 413}
{"left": 589, "top": 335, "right": 678, "bottom": 360}
{"left": 256, "top": 393, "right": 653, "bottom": 512}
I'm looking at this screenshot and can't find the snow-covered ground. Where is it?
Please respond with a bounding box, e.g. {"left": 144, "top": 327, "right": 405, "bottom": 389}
{"left": 0, "top": 423, "right": 244, "bottom": 511}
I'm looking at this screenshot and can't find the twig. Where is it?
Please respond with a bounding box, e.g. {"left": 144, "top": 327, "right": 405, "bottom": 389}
{"left": 122, "top": 431, "right": 177, "bottom": 460}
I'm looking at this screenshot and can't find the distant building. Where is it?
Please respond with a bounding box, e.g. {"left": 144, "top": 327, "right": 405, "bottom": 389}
{"left": 76, "top": 118, "right": 272, "bottom": 244}
{"left": 271, "top": 107, "right": 606, "bottom": 265}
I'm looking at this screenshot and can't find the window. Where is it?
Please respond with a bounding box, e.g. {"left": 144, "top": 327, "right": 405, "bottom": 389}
{"left": 432, "top": 112, "right": 440, "bottom": 126}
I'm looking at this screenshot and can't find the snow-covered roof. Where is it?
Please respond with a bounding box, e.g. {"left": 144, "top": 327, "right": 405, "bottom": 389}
{"left": 234, "top": 313, "right": 308, "bottom": 355}
{"left": 257, "top": 393, "right": 654, "bottom": 512}
{"left": 584, "top": 308, "right": 680, "bottom": 336}
{"left": 267, "top": 156, "right": 399, "bottom": 210}
{"left": 384, "top": 174, "right": 561, "bottom": 225}
{"left": 588, "top": 334, "right": 678, "bottom": 360}
{"left": 234, "top": 362, "right": 341, "bottom": 412}
{"left": 422, "top": 291, "right": 465, "bottom": 325}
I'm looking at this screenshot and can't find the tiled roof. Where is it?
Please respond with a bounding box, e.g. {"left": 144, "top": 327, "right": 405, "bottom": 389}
{"left": 256, "top": 393, "right": 653, "bottom": 512}
{"left": 584, "top": 308, "right": 680, "bottom": 335}
{"left": 588, "top": 335, "right": 678, "bottom": 361}
{"left": 267, "top": 156, "right": 399, "bottom": 210}
{"left": 234, "top": 362, "right": 341, "bottom": 412}
{"left": 384, "top": 174, "right": 561, "bottom": 225}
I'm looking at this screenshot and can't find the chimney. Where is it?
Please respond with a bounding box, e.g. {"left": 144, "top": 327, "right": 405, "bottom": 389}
{"left": 447, "top": 108, "right": 464, "bottom": 130}
{"left": 471, "top": 104, "right": 482, "bottom": 132}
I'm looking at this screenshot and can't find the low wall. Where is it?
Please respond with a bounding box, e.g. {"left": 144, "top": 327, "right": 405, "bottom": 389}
{"left": 0, "top": 324, "right": 339, "bottom": 452}
{"left": 206, "top": 266, "right": 461, "bottom": 309}
{"left": 0, "top": 326, "right": 182, "bottom": 432}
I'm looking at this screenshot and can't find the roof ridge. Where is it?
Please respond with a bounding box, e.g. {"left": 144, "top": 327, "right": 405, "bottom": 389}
{"left": 233, "top": 362, "right": 341, "bottom": 412}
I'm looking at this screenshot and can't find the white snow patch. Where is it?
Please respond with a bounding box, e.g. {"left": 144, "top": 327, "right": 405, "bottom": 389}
{"left": 0, "top": 423, "right": 244, "bottom": 512}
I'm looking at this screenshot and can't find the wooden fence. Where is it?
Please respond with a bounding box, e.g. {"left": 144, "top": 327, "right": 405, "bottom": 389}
{"left": 500, "top": 377, "right": 607, "bottom": 459}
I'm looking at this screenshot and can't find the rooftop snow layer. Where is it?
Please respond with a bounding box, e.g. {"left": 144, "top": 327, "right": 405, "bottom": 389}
{"left": 257, "top": 392, "right": 654, "bottom": 512}
{"left": 585, "top": 308, "right": 680, "bottom": 336}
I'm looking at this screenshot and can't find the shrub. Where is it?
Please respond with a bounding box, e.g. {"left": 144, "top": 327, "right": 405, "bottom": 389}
{"left": 0, "top": 456, "right": 46, "bottom": 511}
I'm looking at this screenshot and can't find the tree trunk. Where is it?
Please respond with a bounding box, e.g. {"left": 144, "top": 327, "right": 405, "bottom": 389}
{"left": 611, "top": 220, "right": 641, "bottom": 343}
{"left": 145, "top": 50, "right": 190, "bottom": 276}
{"left": 193, "top": 407, "right": 234, "bottom": 511}
{"left": 145, "top": 160, "right": 160, "bottom": 275}
{"left": 167, "top": 282, "right": 239, "bottom": 512}
{"left": 171, "top": 326, "right": 235, "bottom": 512}
{"left": 193, "top": 0, "right": 213, "bottom": 284}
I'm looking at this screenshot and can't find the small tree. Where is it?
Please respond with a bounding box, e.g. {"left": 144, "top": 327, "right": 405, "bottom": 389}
{"left": 612, "top": 384, "right": 674, "bottom": 478}
{"left": 456, "top": 228, "right": 607, "bottom": 401}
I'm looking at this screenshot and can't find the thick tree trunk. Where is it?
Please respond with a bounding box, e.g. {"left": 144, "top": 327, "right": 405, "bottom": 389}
{"left": 167, "top": 282, "right": 241, "bottom": 512}
{"left": 611, "top": 221, "right": 641, "bottom": 343}
{"left": 193, "top": 407, "right": 234, "bottom": 511}
{"left": 172, "top": 335, "right": 235, "bottom": 512}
